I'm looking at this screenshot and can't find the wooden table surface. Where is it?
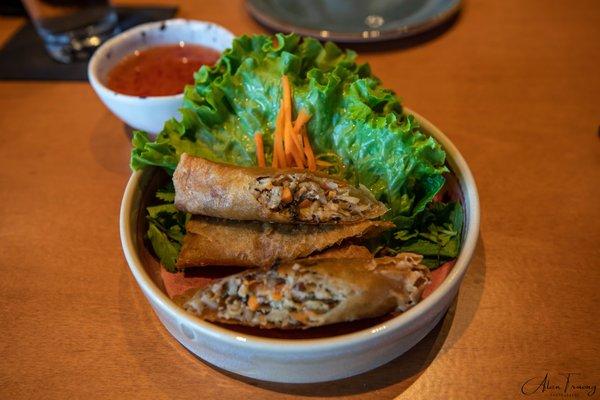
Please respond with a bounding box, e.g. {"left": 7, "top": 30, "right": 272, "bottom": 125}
{"left": 1, "top": 1, "right": 599, "bottom": 399}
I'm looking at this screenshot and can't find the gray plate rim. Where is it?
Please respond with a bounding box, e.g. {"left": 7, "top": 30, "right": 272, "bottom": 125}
{"left": 246, "top": 0, "right": 462, "bottom": 43}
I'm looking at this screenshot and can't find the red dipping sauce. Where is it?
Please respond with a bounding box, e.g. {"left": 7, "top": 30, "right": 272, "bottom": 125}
{"left": 106, "top": 44, "right": 220, "bottom": 97}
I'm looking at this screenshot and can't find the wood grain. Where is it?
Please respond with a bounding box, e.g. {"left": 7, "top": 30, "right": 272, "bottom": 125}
{"left": 1, "top": 0, "right": 599, "bottom": 399}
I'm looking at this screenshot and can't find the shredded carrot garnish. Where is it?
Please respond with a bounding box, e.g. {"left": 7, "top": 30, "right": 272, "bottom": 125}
{"left": 276, "top": 106, "right": 287, "bottom": 168}
{"left": 293, "top": 109, "right": 312, "bottom": 167}
{"left": 268, "top": 76, "right": 319, "bottom": 170}
{"left": 281, "top": 75, "right": 293, "bottom": 166}
{"left": 294, "top": 110, "right": 311, "bottom": 131}
{"left": 297, "top": 124, "right": 305, "bottom": 151}
{"left": 272, "top": 100, "right": 287, "bottom": 168}
{"left": 283, "top": 124, "right": 295, "bottom": 166}
{"left": 282, "top": 75, "right": 305, "bottom": 167}
{"left": 254, "top": 132, "right": 266, "bottom": 167}
{"left": 289, "top": 130, "right": 305, "bottom": 166}
{"left": 301, "top": 125, "right": 317, "bottom": 171}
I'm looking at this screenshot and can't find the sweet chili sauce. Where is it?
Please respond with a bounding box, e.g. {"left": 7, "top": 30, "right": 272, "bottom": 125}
{"left": 106, "top": 44, "right": 220, "bottom": 97}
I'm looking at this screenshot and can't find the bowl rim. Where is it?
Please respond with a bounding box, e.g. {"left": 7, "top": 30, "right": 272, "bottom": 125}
{"left": 119, "top": 107, "right": 480, "bottom": 352}
{"left": 245, "top": 0, "right": 462, "bottom": 43}
{"left": 88, "top": 18, "right": 234, "bottom": 102}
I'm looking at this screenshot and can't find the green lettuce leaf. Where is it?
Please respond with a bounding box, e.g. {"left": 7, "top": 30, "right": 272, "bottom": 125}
{"left": 393, "top": 201, "right": 464, "bottom": 268}
{"left": 132, "top": 33, "right": 459, "bottom": 268}
{"left": 146, "top": 224, "right": 180, "bottom": 271}
{"left": 145, "top": 187, "right": 190, "bottom": 272}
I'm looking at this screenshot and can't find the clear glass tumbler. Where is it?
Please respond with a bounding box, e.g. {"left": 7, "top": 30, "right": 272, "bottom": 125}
{"left": 21, "top": 0, "right": 119, "bottom": 63}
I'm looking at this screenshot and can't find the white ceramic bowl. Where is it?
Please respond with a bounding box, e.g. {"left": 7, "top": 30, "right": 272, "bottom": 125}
{"left": 119, "top": 109, "right": 480, "bottom": 383}
{"left": 88, "top": 19, "right": 234, "bottom": 134}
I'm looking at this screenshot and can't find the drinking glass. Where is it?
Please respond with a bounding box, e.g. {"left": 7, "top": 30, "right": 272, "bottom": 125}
{"left": 21, "top": 0, "right": 119, "bottom": 63}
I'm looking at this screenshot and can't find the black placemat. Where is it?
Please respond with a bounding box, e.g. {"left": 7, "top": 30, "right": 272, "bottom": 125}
{"left": 0, "top": 6, "right": 178, "bottom": 81}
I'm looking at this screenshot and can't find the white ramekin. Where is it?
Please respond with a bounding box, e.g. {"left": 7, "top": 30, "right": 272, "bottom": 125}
{"left": 88, "top": 19, "right": 234, "bottom": 134}
{"left": 119, "top": 108, "right": 480, "bottom": 383}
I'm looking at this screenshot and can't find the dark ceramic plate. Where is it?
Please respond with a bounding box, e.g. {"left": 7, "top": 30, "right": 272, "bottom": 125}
{"left": 246, "top": 0, "right": 461, "bottom": 42}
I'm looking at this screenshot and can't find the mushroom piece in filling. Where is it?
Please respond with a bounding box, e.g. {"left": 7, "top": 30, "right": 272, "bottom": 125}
{"left": 253, "top": 174, "right": 381, "bottom": 223}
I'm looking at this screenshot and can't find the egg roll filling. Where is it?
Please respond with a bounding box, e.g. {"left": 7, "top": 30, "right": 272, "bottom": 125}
{"left": 187, "top": 267, "right": 347, "bottom": 327}
{"left": 184, "top": 255, "right": 431, "bottom": 329}
{"left": 253, "top": 173, "right": 376, "bottom": 223}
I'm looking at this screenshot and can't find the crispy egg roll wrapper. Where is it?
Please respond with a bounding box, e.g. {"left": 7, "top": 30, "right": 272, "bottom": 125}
{"left": 184, "top": 254, "right": 431, "bottom": 329}
{"left": 173, "top": 153, "right": 387, "bottom": 224}
{"left": 308, "top": 245, "right": 373, "bottom": 260}
{"left": 176, "top": 217, "right": 393, "bottom": 269}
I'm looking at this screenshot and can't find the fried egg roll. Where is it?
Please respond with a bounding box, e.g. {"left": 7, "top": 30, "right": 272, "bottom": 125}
{"left": 308, "top": 245, "right": 373, "bottom": 260}
{"left": 176, "top": 217, "right": 393, "bottom": 269}
{"left": 184, "top": 253, "right": 431, "bottom": 329}
{"left": 173, "top": 153, "right": 387, "bottom": 224}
